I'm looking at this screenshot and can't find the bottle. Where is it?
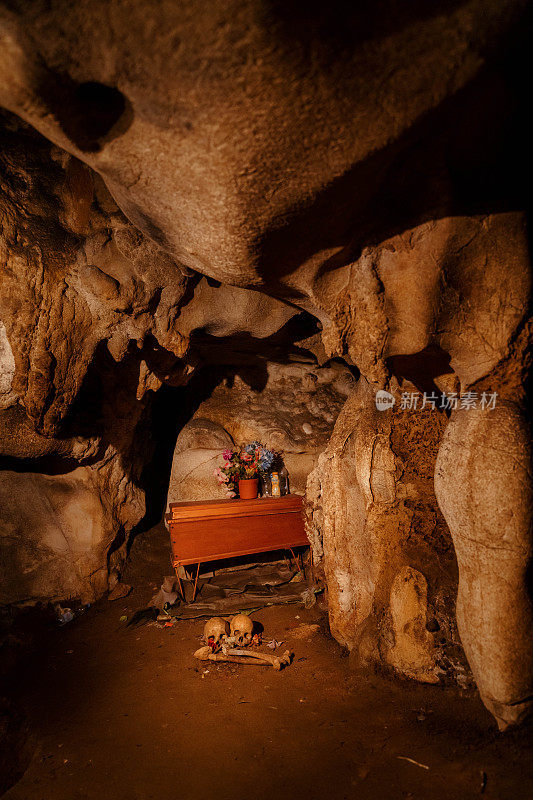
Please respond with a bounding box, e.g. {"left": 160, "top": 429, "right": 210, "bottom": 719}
{"left": 279, "top": 464, "right": 289, "bottom": 495}
{"left": 271, "top": 472, "right": 281, "bottom": 497}
{"left": 260, "top": 471, "right": 271, "bottom": 497}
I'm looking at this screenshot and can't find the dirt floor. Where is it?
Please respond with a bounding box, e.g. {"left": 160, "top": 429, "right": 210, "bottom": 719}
{"left": 3, "top": 528, "right": 533, "bottom": 800}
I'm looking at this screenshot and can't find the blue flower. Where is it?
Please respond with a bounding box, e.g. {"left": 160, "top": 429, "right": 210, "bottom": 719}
{"left": 259, "top": 452, "right": 274, "bottom": 470}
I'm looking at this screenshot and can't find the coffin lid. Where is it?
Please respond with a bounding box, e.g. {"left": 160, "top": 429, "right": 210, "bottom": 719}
{"left": 167, "top": 494, "right": 303, "bottom": 523}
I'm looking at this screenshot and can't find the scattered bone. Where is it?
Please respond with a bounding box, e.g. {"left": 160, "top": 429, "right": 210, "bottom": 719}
{"left": 228, "top": 648, "right": 293, "bottom": 670}
{"left": 193, "top": 646, "right": 293, "bottom": 670}
{"left": 397, "top": 756, "right": 429, "bottom": 770}
{"left": 221, "top": 635, "right": 237, "bottom": 651}
{"left": 194, "top": 646, "right": 270, "bottom": 666}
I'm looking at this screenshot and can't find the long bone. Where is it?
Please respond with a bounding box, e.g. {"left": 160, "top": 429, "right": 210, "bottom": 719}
{"left": 194, "top": 646, "right": 270, "bottom": 665}
{"left": 193, "top": 646, "right": 293, "bottom": 669}
{"left": 226, "top": 648, "right": 293, "bottom": 670}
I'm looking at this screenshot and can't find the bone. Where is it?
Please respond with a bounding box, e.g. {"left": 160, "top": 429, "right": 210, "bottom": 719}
{"left": 193, "top": 646, "right": 293, "bottom": 669}
{"left": 228, "top": 648, "right": 293, "bottom": 670}
{"left": 193, "top": 646, "right": 271, "bottom": 665}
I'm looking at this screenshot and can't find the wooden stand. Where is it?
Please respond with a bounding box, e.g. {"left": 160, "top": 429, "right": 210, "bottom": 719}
{"left": 165, "top": 495, "right": 310, "bottom": 601}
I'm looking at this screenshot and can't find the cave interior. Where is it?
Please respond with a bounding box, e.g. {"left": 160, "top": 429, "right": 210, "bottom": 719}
{"left": 0, "top": 1, "right": 532, "bottom": 798}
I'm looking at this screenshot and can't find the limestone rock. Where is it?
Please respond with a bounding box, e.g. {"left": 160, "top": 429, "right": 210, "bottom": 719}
{"left": 1, "top": 0, "right": 524, "bottom": 289}
{"left": 435, "top": 403, "right": 533, "bottom": 729}
{"left": 386, "top": 567, "right": 439, "bottom": 684}
{"left": 175, "top": 278, "right": 298, "bottom": 340}
{"left": 317, "top": 213, "right": 531, "bottom": 392}
{"left": 0, "top": 112, "right": 188, "bottom": 604}
{"left": 0, "top": 468, "right": 113, "bottom": 604}
{"left": 178, "top": 361, "right": 351, "bottom": 496}
{"left": 0, "top": 110, "right": 334, "bottom": 606}
{"left": 174, "top": 419, "right": 234, "bottom": 455}
{"left": 193, "top": 362, "right": 351, "bottom": 455}
{"left": 307, "top": 380, "right": 393, "bottom": 649}
{"left": 166, "top": 448, "right": 229, "bottom": 505}
{"left": 0, "top": 321, "right": 16, "bottom": 411}
{"left": 0, "top": 0, "right": 531, "bottom": 735}
{"left": 0, "top": 405, "right": 98, "bottom": 461}
{"left": 307, "top": 377, "right": 456, "bottom": 671}
{"left": 0, "top": 111, "right": 189, "bottom": 437}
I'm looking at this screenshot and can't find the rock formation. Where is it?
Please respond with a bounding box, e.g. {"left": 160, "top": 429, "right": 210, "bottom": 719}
{"left": 0, "top": 111, "right": 190, "bottom": 603}
{"left": 435, "top": 403, "right": 533, "bottom": 729}
{"left": 1, "top": 0, "right": 531, "bottom": 728}
{"left": 168, "top": 360, "right": 354, "bottom": 503}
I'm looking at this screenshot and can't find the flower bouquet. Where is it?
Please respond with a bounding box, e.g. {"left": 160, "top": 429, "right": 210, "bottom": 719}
{"left": 214, "top": 441, "right": 278, "bottom": 499}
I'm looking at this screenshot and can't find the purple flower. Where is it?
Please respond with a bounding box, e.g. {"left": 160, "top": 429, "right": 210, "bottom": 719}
{"left": 222, "top": 448, "right": 233, "bottom": 461}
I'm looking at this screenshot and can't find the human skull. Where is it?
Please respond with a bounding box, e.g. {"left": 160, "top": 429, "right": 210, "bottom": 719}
{"left": 203, "top": 617, "right": 229, "bottom": 647}
{"left": 230, "top": 614, "right": 254, "bottom": 647}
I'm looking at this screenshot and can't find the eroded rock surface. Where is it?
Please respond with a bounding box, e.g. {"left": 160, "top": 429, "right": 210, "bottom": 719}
{"left": 0, "top": 0, "right": 526, "bottom": 291}
{"left": 194, "top": 363, "right": 352, "bottom": 451}
{"left": 0, "top": 111, "right": 306, "bottom": 602}
{"left": 171, "top": 361, "right": 354, "bottom": 498}
{"left": 0, "top": 468, "right": 112, "bottom": 604}
{"left": 307, "top": 377, "right": 457, "bottom": 687}
{"left": 435, "top": 403, "right": 533, "bottom": 729}
{"left": 387, "top": 567, "right": 438, "bottom": 684}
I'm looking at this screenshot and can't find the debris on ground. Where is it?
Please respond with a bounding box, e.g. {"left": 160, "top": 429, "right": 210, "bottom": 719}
{"left": 156, "top": 562, "right": 317, "bottom": 618}
{"left": 126, "top": 608, "right": 158, "bottom": 627}
{"left": 54, "top": 606, "right": 74, "bottom": 625}
{"left": 301, "top": 587, "right": 319, "bottom": 608}
{"left": 266, "top": 639, "right": 284, "bottom": 649}
{"left": 108, "top": 582, "right": 133, "bottom": 601}
{"left": 150, "top": 577, "right": 179, "bottom": 610}
{"left": 397, "top": 756, "right": 430, "bottom": 770}
{"left": 289, "top": 623, "right": 320, "bottom": 639}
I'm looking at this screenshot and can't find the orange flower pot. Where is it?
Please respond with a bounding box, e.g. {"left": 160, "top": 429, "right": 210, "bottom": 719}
{"left": 238, "top": 478, "right": 259, "bottom": 500}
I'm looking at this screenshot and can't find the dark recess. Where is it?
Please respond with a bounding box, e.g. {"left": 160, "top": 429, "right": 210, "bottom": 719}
{"left": 42, "top": 78, "right": 131, "bottom": 153}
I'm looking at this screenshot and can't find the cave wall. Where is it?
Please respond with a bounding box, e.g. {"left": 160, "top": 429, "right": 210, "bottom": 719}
{"left": 307, "top": 379, "right": 460, "bottom": 686}
{"left": 167, "top": 359, "right": 355, "bottom": 502}
{"left": 305, "top": 207, "right": 532, "bottom": 728}
{"left": 0, "top": 112, "right": 322, "bottom": 603}
{"left": 0, "top": 111, "right": 195, "bottom": 603}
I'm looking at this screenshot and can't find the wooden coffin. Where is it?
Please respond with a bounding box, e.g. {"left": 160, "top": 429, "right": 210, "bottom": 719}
{"left": 166, "top": 495, "right": 308, "bottom": 567}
